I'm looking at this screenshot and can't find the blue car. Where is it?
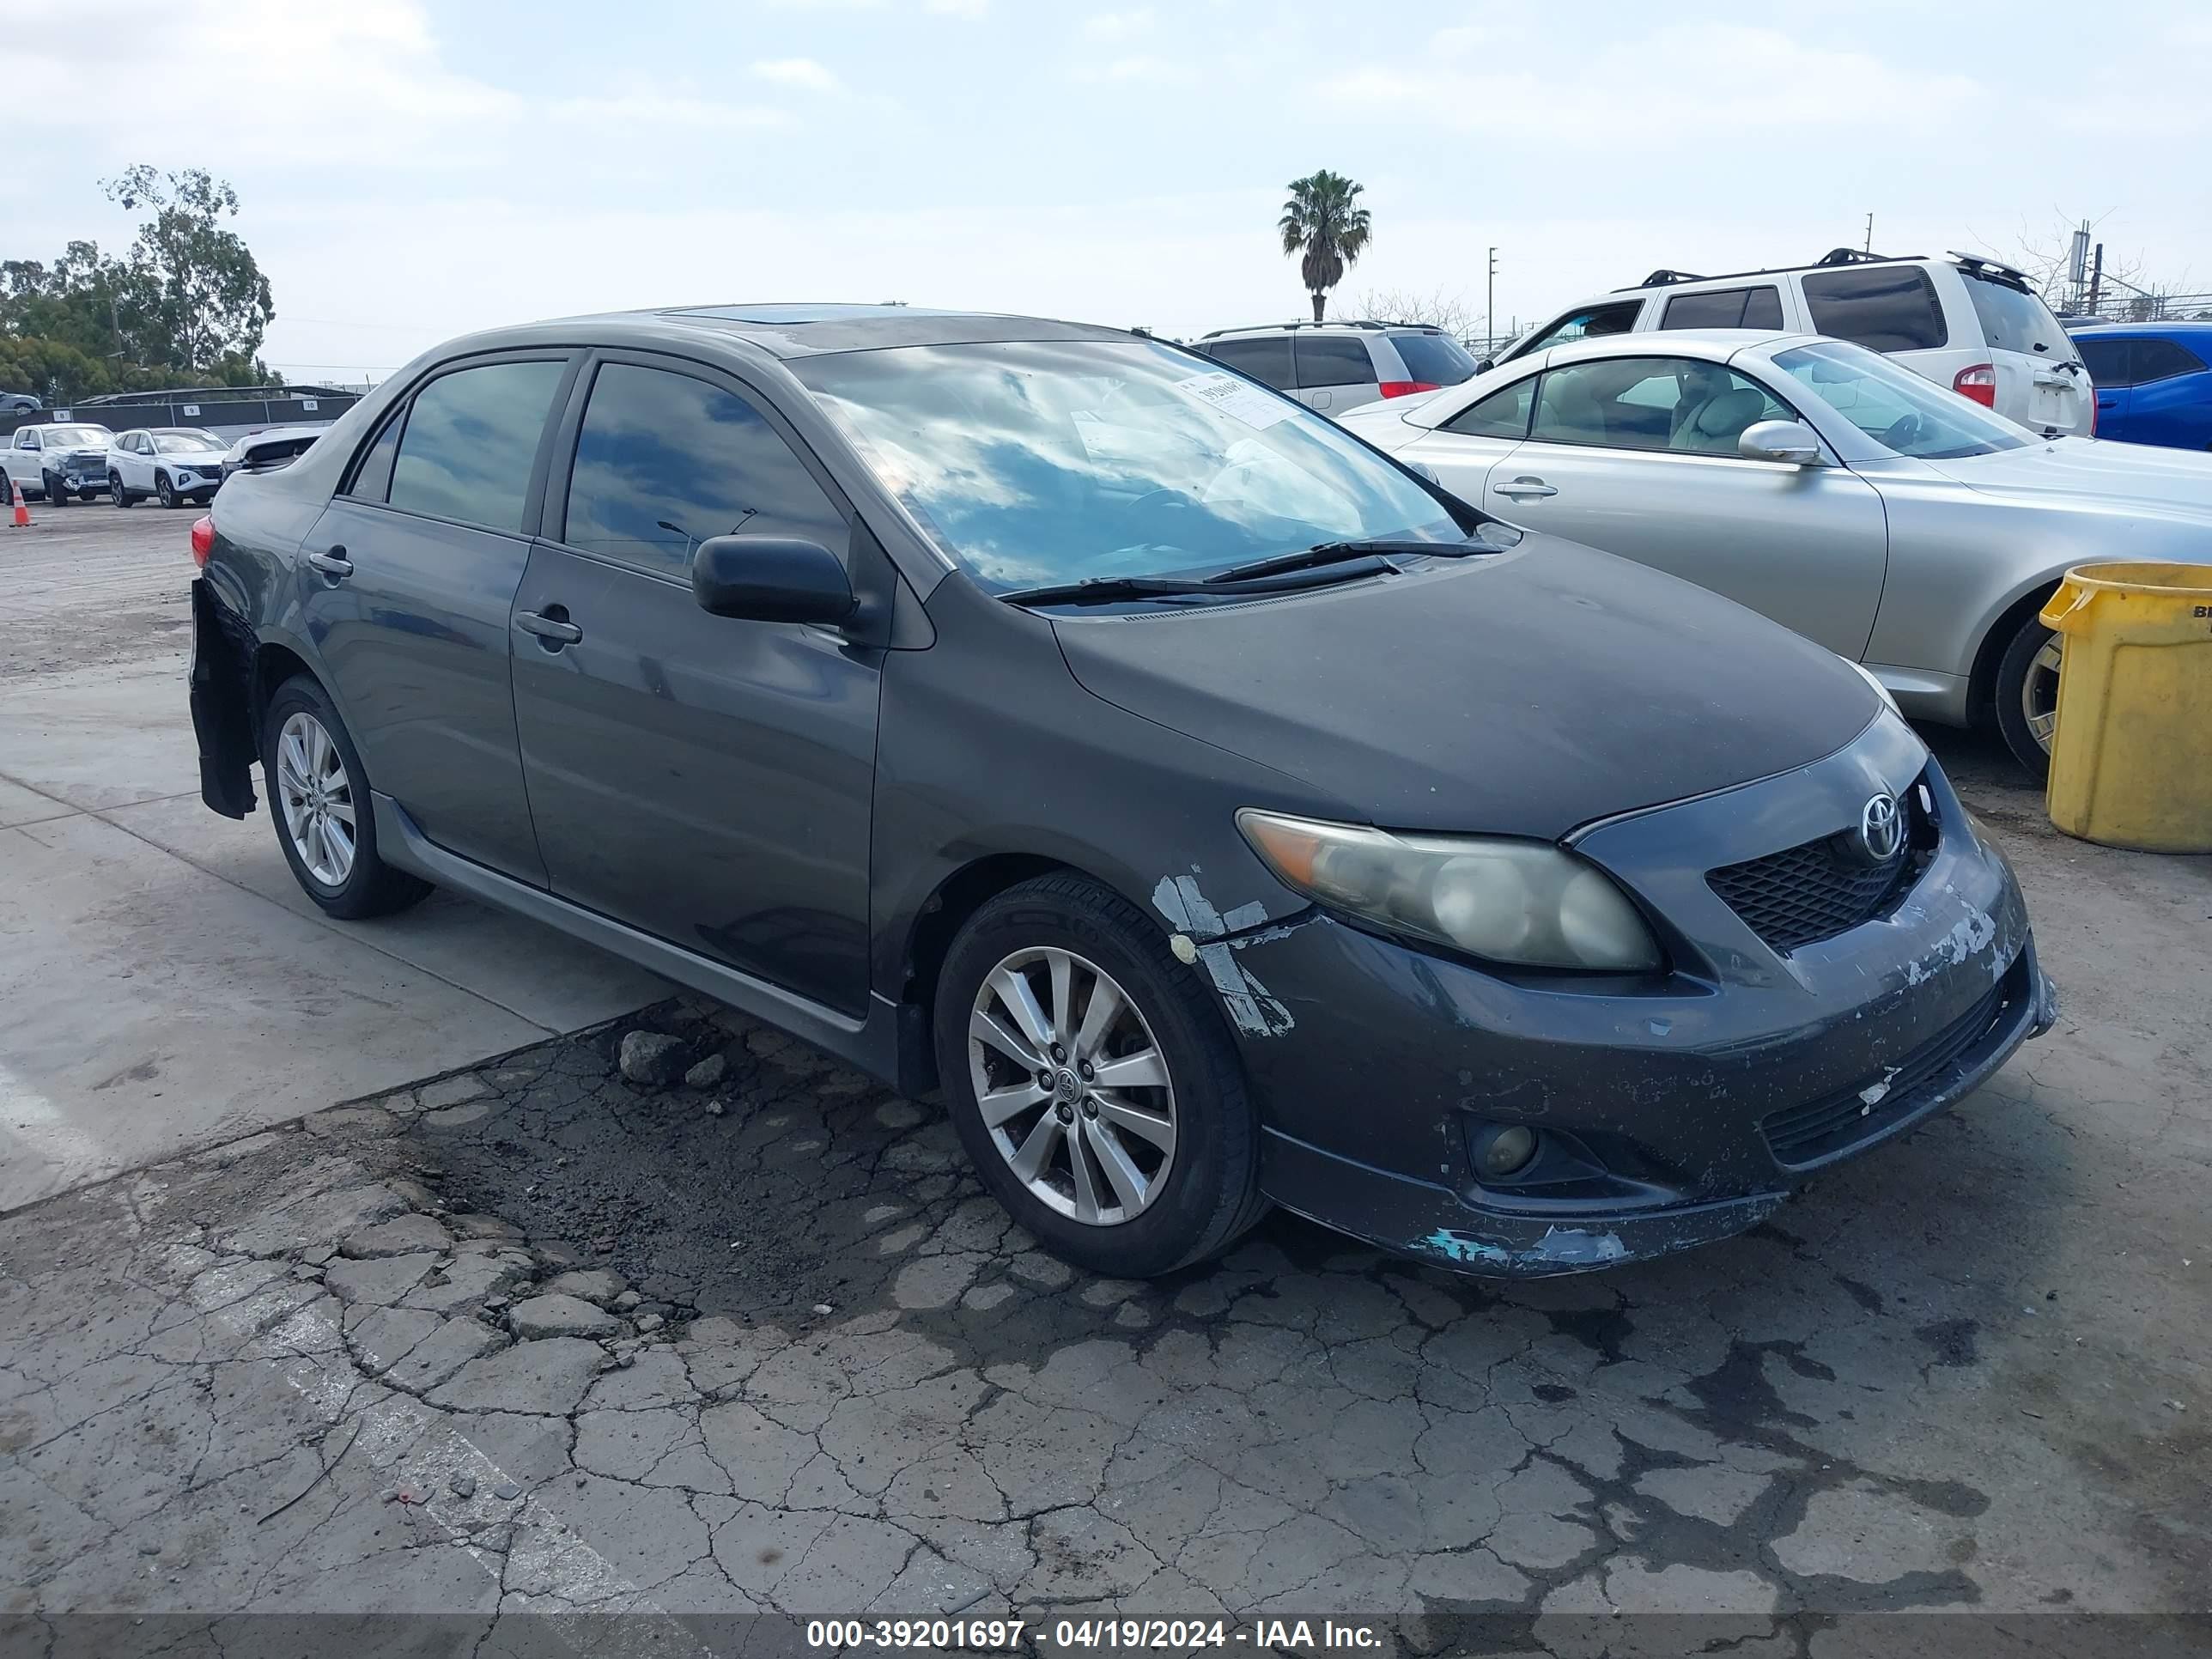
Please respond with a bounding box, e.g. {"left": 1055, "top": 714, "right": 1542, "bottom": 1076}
{"left": 2072, "top": 322, "right": 2212, "bottom": 450}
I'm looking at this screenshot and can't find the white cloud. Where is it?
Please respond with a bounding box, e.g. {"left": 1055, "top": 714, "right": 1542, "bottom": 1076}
{"left": 1075, "top": 54, "right": 1194, "bottom": 88}
{"left": 1081, "top": 8, "right": 1155, "bottom": 42}
{"left": 925, "top": 0, "right": 989, "bottom": 15}
{"left": 750, "top": 58, "right": 844, "bottom": 94}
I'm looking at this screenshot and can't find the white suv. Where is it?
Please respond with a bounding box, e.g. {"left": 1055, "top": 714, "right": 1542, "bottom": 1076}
{"left": 1494, "top": 250, "right": 2094, "bottom": 436}
{"left": 1194, "top": 320, "right": 1480, "bottom": 415}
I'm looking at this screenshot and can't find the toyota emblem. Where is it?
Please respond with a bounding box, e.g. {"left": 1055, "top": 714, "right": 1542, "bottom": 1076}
{"left": 1857, "top": 793, "right": 1904, "bottom": 863}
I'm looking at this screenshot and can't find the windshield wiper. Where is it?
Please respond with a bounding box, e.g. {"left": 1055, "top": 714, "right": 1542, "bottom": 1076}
{"left": 1000, "top": 555, "right": 1401, "bottom": 609}
{"left": 1203, "top": 536, "right": 1488, "bottom": 586}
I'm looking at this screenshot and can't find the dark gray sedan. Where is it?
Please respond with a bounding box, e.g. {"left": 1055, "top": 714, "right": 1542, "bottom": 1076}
{"left": 186, "top": 304, "right": 2057, "bottom": 1279}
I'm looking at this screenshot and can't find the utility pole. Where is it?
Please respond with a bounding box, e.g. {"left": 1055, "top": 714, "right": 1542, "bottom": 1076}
{"left": 1864, "top": 212, "right": 1874, "bottom": 253}
{"left": 1486, "top": 246, "right": 1498, "bottom": 353}
{"left": 2087, "top": 242, "right": 2104, "bottom": 314}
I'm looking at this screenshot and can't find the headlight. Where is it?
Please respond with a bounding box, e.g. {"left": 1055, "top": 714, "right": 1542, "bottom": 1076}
{"left": 1844, "top": 658, "right": 1901, "bottom": 717}
{"left": 1237, "top": 809, "right": 1661, "bottom": 972}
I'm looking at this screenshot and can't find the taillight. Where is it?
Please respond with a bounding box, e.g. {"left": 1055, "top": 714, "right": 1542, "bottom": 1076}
{"left": 1953, "top": 364, "right": 1996, "bottom": 407}
{"left": 190, "top": 515, "right": 215, "bottom": 568}
{"left": 1377, "top": 380, "right": 1440, "bottom": 399}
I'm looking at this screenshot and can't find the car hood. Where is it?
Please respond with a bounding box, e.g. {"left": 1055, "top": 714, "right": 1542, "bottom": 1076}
{"left": 1051, "top": 536, "right": 1883, "bottom": 840}
{"left": 1932, "top": 436, "right": 2212, "bottom": 519}
{"left": 162, "top": 449, "right": 228, "bottom": 465}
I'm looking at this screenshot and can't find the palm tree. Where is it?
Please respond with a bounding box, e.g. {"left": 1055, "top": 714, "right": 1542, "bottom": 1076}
{"left": 1279, "top": 171, "right": 1372, "bottom": 323}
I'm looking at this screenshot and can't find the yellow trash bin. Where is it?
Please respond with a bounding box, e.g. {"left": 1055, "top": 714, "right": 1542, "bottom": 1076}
{"left": 2039, "top": 560, "right": 2212, "bottom": 853}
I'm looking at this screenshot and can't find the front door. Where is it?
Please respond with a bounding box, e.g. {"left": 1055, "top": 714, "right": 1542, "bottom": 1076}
{"left": 1417, "top": 354, "right": 1891, "bottom": 660}
{"left": 296, "top": 353, "right": 572, "bottom": 884}
{"left": 510, "top": 355, "right": 881, "bottom": 1016}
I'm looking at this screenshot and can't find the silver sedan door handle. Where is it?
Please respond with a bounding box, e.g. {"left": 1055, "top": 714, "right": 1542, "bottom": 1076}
{"left": 515, "top": 610, "right": 584, "bottom": 646}
{"left": 305, "top": 548, "right": 353, "bottom": 579}
{"left": 1492, "top": 477, "right": 1557, "bottom": 499}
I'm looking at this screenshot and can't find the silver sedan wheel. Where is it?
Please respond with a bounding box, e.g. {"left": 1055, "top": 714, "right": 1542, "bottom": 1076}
{"left": 967, "top": 946, "right": 1177, "bottom": 1227}
{"left": 2022, "top": 637, "right": 2062, "bottom": 753}
{"left": 276, "top": 712, "right": 356, "bottom": 887}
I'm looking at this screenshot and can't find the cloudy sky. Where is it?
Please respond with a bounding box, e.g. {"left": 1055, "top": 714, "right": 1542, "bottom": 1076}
{"left": 9, "top": 0, "right": 2209, "bottom": 382}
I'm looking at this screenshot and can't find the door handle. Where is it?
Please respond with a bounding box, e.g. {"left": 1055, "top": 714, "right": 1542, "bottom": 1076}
{"left": 305, "top": 547, "right": 353, "bottom": 579}
{"left": 516, "top": 609, "right": 584, "bottom": 647}
{"left": 2097, "top": 399, "right": 2118, "bottom": 410}
{"left": 1492, "top": 478, "right": 1557, "bottom": 499}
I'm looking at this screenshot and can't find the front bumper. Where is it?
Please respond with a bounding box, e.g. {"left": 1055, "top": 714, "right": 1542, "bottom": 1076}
{"left": 1226, "top": 716, "right": 2059, "bottom": 1277}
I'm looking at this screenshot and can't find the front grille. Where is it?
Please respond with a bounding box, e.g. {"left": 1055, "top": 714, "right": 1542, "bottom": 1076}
{"left": 1759, "top": 966, "right": 2018, "bottom": 1168}
{"left": 1708, "top": 787, "right": 1928, "bottom": 953}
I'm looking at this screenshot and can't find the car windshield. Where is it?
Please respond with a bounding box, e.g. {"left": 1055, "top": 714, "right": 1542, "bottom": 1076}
{"left": 1772, "top": 341, "right": 2031, "bottom": 459}
{"left": 790, "top": 337, "right": 1462, "bottom": 591}
{"left": 155, "top": 430, "right": 222, "bottom": 452}
{"left": 46, "top": 427, "right": 111, "bottom": 447}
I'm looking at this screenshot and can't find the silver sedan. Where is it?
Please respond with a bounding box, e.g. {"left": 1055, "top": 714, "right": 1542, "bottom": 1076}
{"left": 1340, "top": 329, "right": 2212, "bottom": 771}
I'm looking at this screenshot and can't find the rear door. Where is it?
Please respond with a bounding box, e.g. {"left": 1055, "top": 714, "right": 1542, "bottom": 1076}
{"left": 297, "top": 353, "right": 573, "bottom": 884}
{"left": 510, "top": 354, "right": 881, "bottom": 1016}
{"left": 1958, "top": 270, "right": 2090, "bottom": 435}
{"left": 2075, "top": 337, "right": 2136, "bottom": 438}
{"left": 1291, "top": 333, "right": 1380, "bottom": 412}
{"left": 2118, "top": 337, "right": 2212, "bottom": 450}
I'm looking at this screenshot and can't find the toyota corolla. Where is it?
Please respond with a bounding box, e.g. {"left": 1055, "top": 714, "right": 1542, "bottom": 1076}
{"left": 186, "top": 304, "right": 2057, "bottom": 1279}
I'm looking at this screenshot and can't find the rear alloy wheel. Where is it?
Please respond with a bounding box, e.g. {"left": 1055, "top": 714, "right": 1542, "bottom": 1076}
{"left": 110, "top": 471, "right": 130, "bottom": 507}
{"left": 261, "top": 676, "right": 431, "bottom": 920}
{"left": 1994, "top": 616, "right": 2061, "bottom": 777}
{"left": 936, "top": 874, "right": 1267, "bottom": 1277}
{"left": 157, "top": 472, "right": 178, "bottom": 509}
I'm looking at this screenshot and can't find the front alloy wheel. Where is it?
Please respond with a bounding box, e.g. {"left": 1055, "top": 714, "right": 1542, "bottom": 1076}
{"left": 110, "top": 471, "right": 128, "bottom": 507}
{"left": 157, "top": 472, "right": 178, "bottom": 509}
{"left": 275, "top": 711, "right": 356, "bottom": 886}
{"left": 969, "top": 946, "right": 1178, "bottom": 1225}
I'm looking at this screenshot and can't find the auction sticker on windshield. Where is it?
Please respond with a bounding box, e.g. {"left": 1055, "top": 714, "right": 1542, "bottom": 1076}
{"left": 1176, "top": 371, "right": 1295, "bottom": 429}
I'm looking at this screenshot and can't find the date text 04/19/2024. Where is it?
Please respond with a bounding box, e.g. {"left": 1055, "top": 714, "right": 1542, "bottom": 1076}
{"left": 804, "top": 1619, "right": 1387, "bottom": 1650}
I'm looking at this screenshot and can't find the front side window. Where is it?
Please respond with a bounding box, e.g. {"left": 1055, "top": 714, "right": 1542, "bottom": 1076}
{"left": 1516, "top": 301, "right": 1643, "bottom": 357}
{"left": 1205, "top": 336, "right": 1295, "bottom": 390}
{"left": 1774, "top": 339, "right": 2029, "bottom": 459}
{"left": 387, "top": 360, "right": 565, "bottom": 532}
{"left": 1659, "top": 285, "right": 1784, "bottom": 331}
{"left": 792, "top": 337, "right": 1461, "bottom": 592}
{"left": 1443, "top": 376, "right": 1536, "bottom": 439}
{"left": 1528, "top": 357, "right": 1795, "bottom": 453}
{"left": 562, "top": 362, "right": 847, "bottom": 579}
{"left": 1294, "top": 335, "right": 1378, "bottom": 389}
{"left": 1801, "top": 266, "right": 1948, "bottom": 353}
{"left": 14, "top": 431, "right": 36, "bottom": 450}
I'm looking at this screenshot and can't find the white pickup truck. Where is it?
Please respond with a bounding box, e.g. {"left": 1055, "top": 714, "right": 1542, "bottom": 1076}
{"left": 3, "top": 422, "right": 117, "bottom": 503}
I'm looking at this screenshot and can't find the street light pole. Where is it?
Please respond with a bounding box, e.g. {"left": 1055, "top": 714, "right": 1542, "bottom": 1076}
{"left": 1486, "top": 246, "right": 1498, "bottom": 353}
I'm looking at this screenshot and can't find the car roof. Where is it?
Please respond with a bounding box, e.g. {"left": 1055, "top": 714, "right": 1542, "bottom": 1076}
{"left": 2069, "top": 319, "right": 2212, "bottom": 338}
{"left": 1200, "top": 319, "right": 1446, "bottom": 339}
{"left": 429, "top": 303, "right": 1135, "bottom": 363}
{"left": 1528, "top": 328, "right": 1819, "bottom": 367}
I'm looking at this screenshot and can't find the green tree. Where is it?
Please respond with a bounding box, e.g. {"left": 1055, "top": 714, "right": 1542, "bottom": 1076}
{"left": 100, "top": 165, "right": 275, "bottom": 375}
{"left": 1279, "top": 170, "right": 1372, "bottom": 323}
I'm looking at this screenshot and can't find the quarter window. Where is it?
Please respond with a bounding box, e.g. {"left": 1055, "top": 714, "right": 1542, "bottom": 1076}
{"left": 1528, "top": 357, "right": 1796, "bottom": 454}
{"left": 346, "top": 406, "right": 405, "bottom": 501}
{"left": 1205, "top": 336, "right": 1295, "bottom": 390}
{"left": 1443, "top": 376, "right": 1536, "bottom": 439}
{"left": 1293, "top": 335, "right": 1378, "bottom": 388}
{"left": 1800, "top": 266, "right": 1948, "bottom": 353}
{"left": 562, "top": 362, "right": 846, "bottom": 580}
{"left": 387, "top": 360, "right": 565, "bottom": 532}
{"left": 1659, "top": 285, "right": 1784, "bottom": 331}
{"left": 2133, "top": 338, "right": 2208, "bottom": 384}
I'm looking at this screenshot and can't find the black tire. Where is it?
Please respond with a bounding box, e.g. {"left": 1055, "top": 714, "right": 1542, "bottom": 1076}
{"left": 43, "top": 471, "right": 69, "bottom": 506}
{"left": 933, "top": 874, "right": 1268, "bottom": 1278}
{"left": 110, "top": 472, "right": 130, "bottom": 507}
{"left": 1993, "top": 614, "right": 2059, "bottom": 779}
{"left": 260, "top": 675, "right": 432, "bottom": 921}
{"left": 157, "top": 472, "right": 178, "bottom": 509}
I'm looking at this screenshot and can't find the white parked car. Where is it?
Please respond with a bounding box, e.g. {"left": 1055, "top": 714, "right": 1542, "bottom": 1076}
{"left": 1492, "top": 250, "right": 2094, "bottom": 438}
{"left": 3, "top": 422, "right": 116, "bottom": 504}
{"left": 106, "top": 427, "right": 230, "bottom": 507}
{"left": 1340, "top": 328, "right": 2212, "bottom": 772}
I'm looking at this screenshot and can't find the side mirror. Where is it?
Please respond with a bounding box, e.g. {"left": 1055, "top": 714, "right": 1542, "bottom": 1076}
{"left": 691, "top": 536, "right": 857, "bottom": 625}
{"left": 1475, "top": 357, "right": 1495, "bottom": 374}
{"left": 1737, "top": 419, "right": 1824, "bottom": 466}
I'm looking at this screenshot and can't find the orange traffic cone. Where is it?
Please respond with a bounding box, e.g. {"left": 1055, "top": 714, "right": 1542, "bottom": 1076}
{"left": 9, "top": 477, "right": 29, "bottom": 529}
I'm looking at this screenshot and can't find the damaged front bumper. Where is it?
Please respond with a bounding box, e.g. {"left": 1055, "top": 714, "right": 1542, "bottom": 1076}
{"left": 1226, "top": 720, "right": 2059, "bottom": 1278}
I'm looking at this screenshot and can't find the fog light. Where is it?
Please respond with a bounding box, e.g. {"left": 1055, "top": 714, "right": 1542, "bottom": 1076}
{"left": 1475, "top": 1123, "right": 1538, "bottom": 1180}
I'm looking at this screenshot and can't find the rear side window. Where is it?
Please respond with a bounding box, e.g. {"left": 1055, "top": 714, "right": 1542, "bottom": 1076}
{"left": 1205, "top": 336, "right": 1294, "bottom": 389}
{"left": 2135, "top": 338, "right": 2209, "bottom": 384}
{"left": 1514, "top": 300, "right": 1643, "bottom": 358}
{"left": 1390, "top": 332, "right": 1478, "bottom": 386}
{"left": 1294, "top": 335, "right": 1378, "bottom": 388}
{"left": 1443, "top": 376, "right": 1535, "bottom": 439}
{"left": 562, "top": 362, "right": 847, "bottom": 580}
{"left": 1800, "top": 267, "right": 1948, "bottom": 353}
{"left": 388, "top": 360, "right": 565, "bottom": 532}
{"left": 1659, "top": 285, "right": 1784, "bottom": 331}
{"left": 345, "top": 407, "right": 405, "bottom": 501}
{"left": 1961, "top": 274, "right": 2067, "bottom": 356}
